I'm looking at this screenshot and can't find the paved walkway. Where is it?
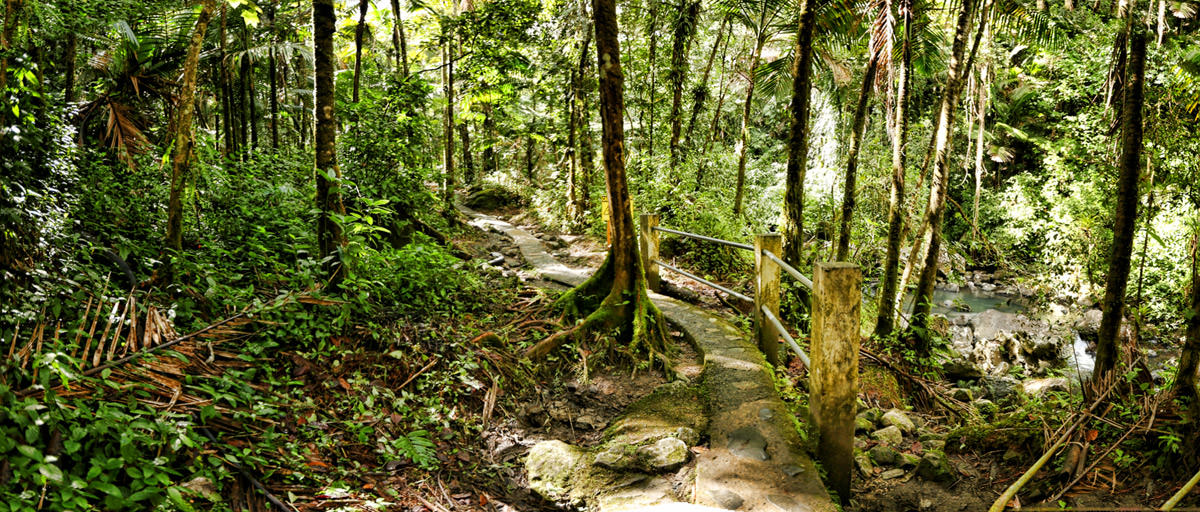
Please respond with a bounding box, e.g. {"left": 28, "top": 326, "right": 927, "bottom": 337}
{"left": 462, "top": 207, "right": 836, "bottom": 512}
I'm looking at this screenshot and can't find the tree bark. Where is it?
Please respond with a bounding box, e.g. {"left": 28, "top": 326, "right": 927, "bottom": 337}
{"left": 64, "top": 32, "right": 77, "bottom": 102}
{"left": 782, "top": 0, "right": 818, "bottom": 265}
{"left": 0, "top": 0, "right": 23, "bottom": 107}
{"left": 909, "top": 0, "right": 979, "bottom": 349}
{"left": 645, "top": 0, "right": 659, "bottom": 160}
{"left": 874, "top": 0, "right": 914, "bottom": 338}
{"left": 390, "top": 0, "right": 410, "bottom": 77}
{"left": 1095, "top": 8, "right": 1146, "bottom": 380}
{"left": 835, "top": 50, "right": 880, "bottom": 261}
{"left": 459, "top": 122, "right": 474, "bottom": 185}
{"left": 353, "top": 0, "right": 368, "bottom": 103}
{"left": 268, "top": 3, "right": 280, "bottom": 149}
{"left": 219, "top": 4, "right": 235, "bottom": 156}
{"left": 442, "top": 42, "right": 456, "bottom": 207}
{"left": 684, "top": 15, "right": 726, "bottom": 157}
{"left": 972, "top": 63, "right": 988, "bottom": 237}
{"left": 667, "top": 1, "right": 699, "bottom": 169}
{"left": 482, "top": 101, "right": 497, "bottom": 176}
{"left": 732, "top": 35, "right": 765, "bottom": 215}
{"left": 315, "top": 0, "right": 347, "bottom": 285}
{"left": 166, "top": 0, "right": 216, "bottom": 253}
{"left": 1176, "top": 227, "right": 1200, "bottom": 401}
{"left": 244, "top": 24, "right": 258, "bottom": 151}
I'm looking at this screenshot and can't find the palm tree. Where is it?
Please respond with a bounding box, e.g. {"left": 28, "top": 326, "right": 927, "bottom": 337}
{"left": 781, "top": 0, "right": 819, "bottom": 264}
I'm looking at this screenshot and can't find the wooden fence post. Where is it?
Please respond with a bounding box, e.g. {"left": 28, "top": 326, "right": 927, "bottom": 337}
{"left": 810, "top": 261, "right": 861, "bottom": 504}
{"left": 640, "top": 214, "right": 660, "bottom": 292}
{"left": 754, "top": 233, "right": 782, "bottom": 366}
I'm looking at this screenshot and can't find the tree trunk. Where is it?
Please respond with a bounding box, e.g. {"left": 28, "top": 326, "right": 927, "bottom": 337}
{"left": 482, "top": 101, "right": 498, "bottom": 176}
{"left": 667, "top": 1, "right": 699, "bottom": 169}
{"left": 782, "top": 0, "right": 818, "bottom": 265}
{"left": 645, "top": 0, "right": 659, "bottom": 160}
{"left": 874, "top": 0, "right": 914, "bottom": 338}
{"left": 525, "top": 136, "right": 537, "bottom": 183}
{"left": 244, "top": 24, "right": 258, "bottom": 151}
{"left": 64, "top": 31, "right": 77, "bottom": 102}
{"left": 390, "top": 0, "right": 409, "bottom": 76}
{"left": 909, "top": 0, "right": 979, "bottom": 349}
{"left": 219, "top": 4, "right": 234, "bottom": 156}
{"left": 972, "top": 63, "right": 988, "bottom": 237}
{"left": 732, "top": 36, "right": 765, "bottom": 215}
{"left": 704, "top": 31, "right": 734, "bottom": 155}
{"left": 353, "top": 0, "right": 367, "bottom": 103}
{"left": 684, "top": 16, "right": 726, "bottom": 155}
{"left": 567, "top": 67, "right": 579, "bottom": 225}
{"left": 268, "top": 3, "right": 279, "bottom": 149}
{"left": 459, "top": 122, "right": 474, "bottom": 185}
{"left": 1156, "top": 0, "right": 1166, "bottom": 46}
{"left": 442, "top": 42, "right": 456, "bottom": 207}
{"left": 526, "top": 0, "right": 670, "bottom": 363}
{"left": 1176, "top": 227, "right": 1200, "bottom": 400}
{"left": 571, "top": 23, "right": 593, "bottom": 224}
{"left": 166, "top": 0, "right": 216, "bottom": 253}
{"left": 315, "top": 0, "right": 347, "bottom": 285}
{"left": 1095, "top": 9, "right": 1146, "bottom": 380}
{"left": 0, "top": 0, "right": 23, "bottom": 108}
{"left": 835, "top": 50, "right": 880, "bottom": 261}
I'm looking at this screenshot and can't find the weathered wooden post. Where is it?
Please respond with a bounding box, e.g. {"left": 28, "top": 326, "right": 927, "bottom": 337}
{"left": 810, "top": 261, "right": 861, "bottom": 504}
{"left": 639, "top": 213, "right": 661, "bottom": 292}
{"left": 754, "top": 233, "right": 782, "bottom": 366}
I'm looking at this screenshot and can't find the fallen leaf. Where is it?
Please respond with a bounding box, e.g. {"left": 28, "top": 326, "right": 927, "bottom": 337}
{"left": 1085, "top": 429, "right": 1099, "bottom": 442}
{"left": 338, "top": 377, "right": 351, "bottom": 391}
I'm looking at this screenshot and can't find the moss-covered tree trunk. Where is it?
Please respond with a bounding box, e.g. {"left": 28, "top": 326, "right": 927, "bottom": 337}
{"left": 353, "top": 0, "right": 367, "bottom": 103}
{"left": 166, "top": 0, "right": 216, "bottom": 253}
{"left": 442, "top": 41, "right": 456, "bottom": 208}
{"left": 874, "top": 0, "right": 913, "bottom": 338}
{"left": 315, "top": 0, "right": 347, "bottom": 285}
{"left": 732, "top": 35, "right": 765, "bottom": 216}
{"left": 1095, "top": 8, "right": 1146, "bottom": 380}
{"left": 268, "top": 3, "right": 279, "bottom": 149}
{"left": 782, "top": 0, "right": 818, "bottom": 265}
{"left": 667, "top": 1, "right": 699, "bottom": 169}
{"left": 909, "top": 0, "right": 978, "bottom": 350}
{"left": 1177, "top": 227, "right": 1200, "bottom": 401}
{"left": 684, "top": 15, "right": 726, "bottom": 158}
{"left": 526, "top": 0, "right": 669, "bottom": 366}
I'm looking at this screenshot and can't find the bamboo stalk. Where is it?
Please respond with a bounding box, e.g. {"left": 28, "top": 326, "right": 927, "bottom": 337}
{"left": 80, "top": 300, "right": 104, "bottom": 368}
{"left": 1161, "top": 467, "right": 1200, "bottom": 510}
{"left": 126, "top": 296, "right": 138, "bottom": 355}
{"left": 93, "top": 301, "right": 120, "bottom": 368}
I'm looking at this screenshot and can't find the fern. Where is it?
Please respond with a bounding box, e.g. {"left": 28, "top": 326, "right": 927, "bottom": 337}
{"left": 392, "top": 430, "right": 438, "bottom": 470}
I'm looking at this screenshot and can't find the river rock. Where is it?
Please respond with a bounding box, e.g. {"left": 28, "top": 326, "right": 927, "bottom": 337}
{"left": 1022, "top": 377, "right": 1069, "bottom": 397}
{"left": 638, "top": 437, "right": 690, "bottom": 471}
{"left": 855, "top": 454, "right": 875, "bottom": 477}
{"left": 870, "top": 445, "right": 898, "bottom": 466}
{"left": 871, "top": 426, "right": 904, "bottom": 447}
{"left": 899, "top": 453, "right": 922, "bottom": 468}
{"left": 527, "top": 441, "right": 585, "bottom": 500}
{"left": 709, "top": 489, "right": 744, "bottom": 510}
{"left": 917, "top": 451, "right": 955, "bottom": 482}
{"left": 881, "top": 409, "right": 916, "bottom": 433}
{"left": 944, "top": 359, "right": 983, "bottom": 381}
{"left": 464, "top": 186, "right": 519, "bottom": 209}
{"left": 1074, "top": 309, "right": 1104, "bottom": 337}
{"left": 881, "top": 468, "right": 906, "bottom": 480}
{"left": 856, "top": 416, "right": 875, "bottom": 433}
{"left": 951, "top": 388, "right": 974, "bottom": 402}
{"left": 981, "top": 375, "right": 1020, "bottom": 400}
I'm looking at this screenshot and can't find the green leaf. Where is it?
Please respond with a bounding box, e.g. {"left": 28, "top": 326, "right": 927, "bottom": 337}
{"left": 38, "top": 464, "right": 64, "bottom": 482}
{"left": 17, "top": 445, "right": 41, "bottom": 461}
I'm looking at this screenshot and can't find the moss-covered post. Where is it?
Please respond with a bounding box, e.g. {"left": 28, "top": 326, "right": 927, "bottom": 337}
{"left": 810, "top": 261, "right": 860, "bottom": 504}
{"left": 754, "top": 233, "right": 782, "bottom": 366}
{"left": 640, "top": 213, "right": 661, "bottom": 292}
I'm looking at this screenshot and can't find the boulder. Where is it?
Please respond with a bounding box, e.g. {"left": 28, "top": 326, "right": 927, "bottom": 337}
{"left": 1022, "top": 377, "right": 1070, "bottom": 397}
{"left": 709, "top": 489, "right": 744, "bottom": 510}
{"left": 855, "top": 416, "right": 875, "bottom": 433}
{"left": 871, "top": 426, "right": 904, "bottom": 447}
{"left": 950, "top": 388, "right": 974, "bottom": 402}
{"left": 917, "top": 451, "right": 955, "bottom": 482}
{"left": 869, "top": 445, "right": 898, "bottom": 466}
{"left": 855, "top": 454, "right": 875, "bottom": 477}
{"left": 944, "top": 360, "right": 983, "bottom": 381}
{"left": 981, "top": 376, "right": 1020, "bottom": 400}
{"left": 972, "top": 398, "right": 998, "bottom": 417}
{"left": 1074, "top": 309, "right": 1104, "bottom": 337}
{"left": 881, "top": 409, "right": 916, "bottom": 434}
{"left": 638, "top": 437, "right": 690, "bottom": 472}
{"left": 464, "top": 186, "right": 520, "bottom": 209}
{"left": 881, "top": 468, "right": 906, "bottom": 480}
{"left": 527, "top": 441, "right": 585, "bottom": 501}
{"left": 899, "top": 453, "right": 922, "bottom": 468}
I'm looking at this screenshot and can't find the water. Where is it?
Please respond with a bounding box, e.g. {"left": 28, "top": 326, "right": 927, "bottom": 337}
{"left": 1064, "top": 332, "right": 1096, "bottom": 382}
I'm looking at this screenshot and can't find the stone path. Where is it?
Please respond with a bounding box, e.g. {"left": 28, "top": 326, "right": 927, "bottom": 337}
{"left": 462, "top": 206, "right": 836, "bottom": 512}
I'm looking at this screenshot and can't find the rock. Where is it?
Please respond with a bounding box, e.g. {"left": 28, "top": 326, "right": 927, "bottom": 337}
{"left": 917, "top": 451, "right": 955, "bottom": 482}
{"left": 727, "top": 426, "right": 768, "bottom": 461}
{"left": 1002, "top": 447, "right": 1023, "bottom": 462}
{"left": 527, "top": 441, "right": 584, "bottom": 501}
{"left": 1022, "top": 377, "right": 1069, "bottom": 397}
{"left": 871, "top": 426, "right": 904, "bottom": 447}
{"left": 899, "top": 453, "right": 922, "bottom": 468}
{"left": 521, "top": 403, "right": 546, "bottom": 427}
{"left": 709, "top": 489, "right": 744, "bottom": 510}
{"left": 575, "top": 414, "right": 605, "bottom": 431}
{"left": 855, "top": 454, "right": 875, "bottom": 477}
{"left": 638, "top": 437, "right": 690, "bottom": 472}
{"left": 982, "top": 376, "right": 1020, "bottom": 400}
{"left": 917, "top": 429, "right": 944, "bottom": 442}
{"left": 870, "top": 445, "right": 898, "bottom": 466}
{"left": 464, "top": 186, "right": 519, "bottom": 209}
{"left": 881, "top": 409, "right": 916, "bottom": 434}
{"left": 881, "top": 468, "right": 906, "bottom": 480}
{"left": 1074, "top": 309, "right": 1104, "bottom": 337}
{"left": 593, "top": 445, "right": 637, "bottom": 471}
{"left": 859, "top": 407, "right": 883, "bottom": 425}
{"left": 181, "top": 476, "right": 220, "bottom": 500}
{"left": 972, "top": 398, "right": 998, "bottom": 417}
{"left": 943, "top": 283, "right": 960, "bottom": 293}
{"left": 923, "top": 439, "right": 946, "bottom": 452}
{"left": 671, "top": 427, "right": 700, "bottom": 447}
{"left": 951, "top": 388, "right": 974, "bottom": 402}
{"left": 781, "top": 464, "right": 805, "bottom": 477}
{"left": 944, "top": 358, "right": 983, "bottom": 382}
{"left": 855, "top": 416, "right": 875, "bottom": 433}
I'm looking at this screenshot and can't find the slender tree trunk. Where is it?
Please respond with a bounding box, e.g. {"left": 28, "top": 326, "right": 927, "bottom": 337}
{"left": 909, "top": 0, "right": 979, "bottom": 349}
{"left": 268, "top": 3, "right": 279, "bottom": 149}
{"left": 1095, "top": 7, "right": 1146, "bottom": 380}
{"left": 166, "top": 0, "right": 216, "bottom": 253}
{"left": 684, "top": 15, "right": 726, "bottom": 156}
{"left": 1156, "top": 0, "right": 1166, "bottom": 46}
{"left": 390, "top": 0, "right": 409, "bottom": 76}
{"left": 442, "top": 42, "right": 456, "bottom": 207}
{"left": 1176, "top": 226, "right": 1200, "bottom": 400}
{"left": 525, "top": 136, "right": 537, "bottom": 182}
{"left": 835, "top": 51, "right": 880, "bottom": 261}
{"left": 482, "top": 101, "right": 497, "bottom": 176}
{"left": 568, "top": 68, "right": 579, "bottom": 225}
{"left": 64, "top": 32, "right": 77, "bottom": 102}
{"left": 645, "top": 0, "right": 659, "bottom": 160}
{"left": 314, "top": 0, "right": 347, "bottom": 285}
{"left": 972, "top": 64, "right": 988, "bottom": 236}
{"left": 219, "top": 4, "right": 234, "bottom": 156}
{"left": 1066, "top": 0, "right": 1075, "bottom": 10}
{"left": 667, "top": 1, "right": 699, "bottom": 169}
{"left": 875, "top": 0, "right": 913, "bottom": 337}
{"left": 0, "top": 0, "right": 23, "bottom": 107}
{"left": 704, "top": 31, "right": 734, "bottom": 155}
{"left": 459, "top": 122, "right": 474, "bottom": 185}
{"left": 782, "top": 0, "right": 818, "bottom": 265}
{"left": 244, "top": 25, "right": 258, "bottom": 151}
{"left": 353, "top": 0, "right": 367, "bottom": 103}
{"left": 732, "top": 36, "right": 765, "bottom": 215}
{"left": 578, "top": 0, "right": 596, "bottom": 212}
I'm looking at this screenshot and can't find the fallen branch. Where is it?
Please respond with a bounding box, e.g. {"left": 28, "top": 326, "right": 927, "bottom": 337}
{"left": 1043, "top": 410, "right": 1149, "bottom": 505}
{"left": 1161, "top": 467, "right": 1200, "bottom": 511}
{"left": 987, "top": 381, "right": 1118, "bottom": 512}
